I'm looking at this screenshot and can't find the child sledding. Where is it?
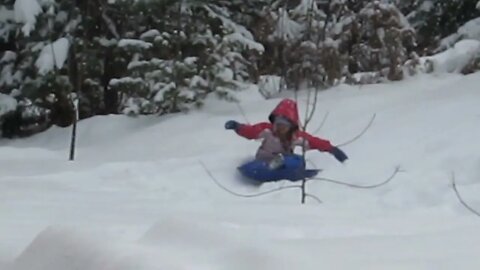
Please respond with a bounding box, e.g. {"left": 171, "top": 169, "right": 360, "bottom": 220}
{"left": 225, "top": 98, "right": 347, "bottom": 182}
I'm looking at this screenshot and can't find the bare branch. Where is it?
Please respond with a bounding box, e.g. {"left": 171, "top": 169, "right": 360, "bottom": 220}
{"left": 310, "top": 166, "right": 402, "bottom": 189}
{"left": 305, "top": 87, "right": 320, "bottom": 127}
{"left": 305, "top": 193, "right": 323, "bottom": 204}
{"left": 101, "top": 8, "right": 120, "bottom": 39}
{"left": 336, "top": 113, "right": 376, "bottom": 147}
{"left": 235, "top": 102, "right": 250, "bottom": 124}
{"left": 451, "top": 172, "right": 480, "bottom": 217}
{"left": 312, "top": 111, "right": 330, "bottom": 135}
{"left": 200, "top": 161, "right": 302, "bottom": 198}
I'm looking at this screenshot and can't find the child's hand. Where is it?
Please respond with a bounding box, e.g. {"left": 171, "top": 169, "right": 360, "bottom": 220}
{"left": 330, "top": 147, "right": 348, "bottom": 163}
{"left": 225, "top": 120, "right": 240, "bottom": 130}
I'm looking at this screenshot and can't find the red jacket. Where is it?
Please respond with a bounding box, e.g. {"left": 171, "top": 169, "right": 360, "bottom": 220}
{"left": 235, "top": 99, "right": 334, "bottom": 155}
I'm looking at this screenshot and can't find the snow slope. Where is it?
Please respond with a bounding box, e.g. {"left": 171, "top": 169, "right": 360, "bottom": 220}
{"left": 1, "top": 73, "right": 480, "bottom": 269}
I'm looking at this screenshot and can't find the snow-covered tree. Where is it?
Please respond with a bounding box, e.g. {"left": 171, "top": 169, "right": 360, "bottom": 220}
{"left": 408, "top": 0, "right": 480, "bottom": 53}
{"left": 345, "top": 1, "right": 416, "bottom": 81}
{"left": 113, "top": 1, "right": 263, "bottom": 115}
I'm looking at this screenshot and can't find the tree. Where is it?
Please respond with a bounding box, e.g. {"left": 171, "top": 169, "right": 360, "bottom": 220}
{"left": 408, "top": 0, "right": 480, "bottom": 53}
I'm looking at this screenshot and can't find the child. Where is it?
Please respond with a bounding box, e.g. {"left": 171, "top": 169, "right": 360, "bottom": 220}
{"left": 225, "top": 99, "right": 347, "bottom": 170}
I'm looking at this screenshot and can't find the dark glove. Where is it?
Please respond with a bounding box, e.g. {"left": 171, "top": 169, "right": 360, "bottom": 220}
{"left": 224, "top": 120, "right": 240, "bottom": 130}
{"left": 330, "top": 146, "right": 348, "bottom": 163}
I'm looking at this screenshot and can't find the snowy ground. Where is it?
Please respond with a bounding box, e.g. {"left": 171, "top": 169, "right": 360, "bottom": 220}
{"left": 1, "top": 73, "right": 480, "bottom": 269}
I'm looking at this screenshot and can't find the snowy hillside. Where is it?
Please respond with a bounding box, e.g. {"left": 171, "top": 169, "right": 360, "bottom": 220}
{"left": 1, "top": 73, "right": 480, "bottom": 269}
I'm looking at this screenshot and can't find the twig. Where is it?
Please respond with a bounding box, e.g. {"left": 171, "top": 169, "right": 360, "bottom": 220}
{"left": 451, "top": 172, "right": 480, "bottom": 217}
{"left": 312, "top": 111, "right": 330, "bottom": 135}
{"left": 310, "top": 166, "right": 401, "bottom": 189}
{"left": 305, "top": 87, "right": 320, "bottom": 127}
{"left": 235, "top": 102, "right": 250, "bottom": 124}
{"left": 336, "top": 113, "right": 376, "bottom": 147}
{"left": 200, "top": 161, "right": 302, "bottom": 198}
{"left": 305, "top": 193, "right": 323, "bottom": 204}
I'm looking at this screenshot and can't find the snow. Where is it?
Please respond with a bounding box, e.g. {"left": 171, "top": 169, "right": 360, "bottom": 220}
{"left": 1, "top": 51, "right": 17, "bottom": 63}
{"left": 55, "top": 10, "right": 68, "bottom": 23}
{"left": 420, "top": 0, "right": 434, "bottom": 12}
{"left": 272, "top": 8, "right": 304, "bottom": 41}
{"left": 109, "top": 77, "right": 145, "bottom": 87}
{"left": 96, "top": 37, "right": 117, "bottom": 47}
{"left": 423, "top": 39, "right": 480, "bottom": 73}
{"left": 117, "top": 39, "right": 153, "bottom": 49}
{"left": 291, "top": 0, "right": 319, "bottom": 17}
{"left": 0, "top": 6, "right": 14, "bottom": 22}
{"left": 203, "top": 5, "right": 264, "bottom": 52}
{"left": 139, "top": 29, "right": 160, "bottom": 40}
{"left": 0, "top": 93, "right": 17, "bottom": 117}
{"left": 184, "top": 56, "right": 197, "bottom": 65}
{"left": 35, "top": 37, "right": 70, "bottom": 75}
{"left": 217, "top": 67, "right": 234, "bottom": 81}
{"left": 153, "top": 82, "right": 175, "bottom": 101}
{"left": 14, "top": 0, "right": 42, "bottom": 37}
{"left": 439, "top": 18, "right": 480, "bottom": 50}
{"left": 258, "top": 75, "right": 282, "bottom": 99}
{"left": 0, "top": 52, "right": 17, "bottom": 86}
{"left": 2, "top": 72, "right": 480, "bottom": 269}
{"left": 224, "top": 33, "right": 265, "bottom": 52}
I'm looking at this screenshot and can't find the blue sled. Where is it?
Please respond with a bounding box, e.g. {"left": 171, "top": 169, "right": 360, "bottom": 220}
{"left": 238, "top": 155, "right": 320, "bottom": 183}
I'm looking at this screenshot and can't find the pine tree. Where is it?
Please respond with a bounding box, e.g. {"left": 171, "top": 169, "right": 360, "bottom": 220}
{"left": 345, "top": 1, "right": 416, "bottom": 81}
{"left": 409, "top": 0, "right": 480, "bottom": 53}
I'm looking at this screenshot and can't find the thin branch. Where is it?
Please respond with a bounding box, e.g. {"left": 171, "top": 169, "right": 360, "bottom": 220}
{"left": 312, "top": 111, "right": 330, "bottom": 135}
{"left": 310, "top": 166, "right": 402, "bottom": 189}
{"left": 235, "top": 102, "right": 250, "bottom": 124}
{"left": 305, "top": 87, "right": 320, "bottom": 127}
{"left": 99, "top": 0, "right": 120, "bottom": 39}
{"left": 336, "top": 113, "right": 376, "bottom": 147}
{"left": 101, "top": 12, "right": 120, "bottom": 39}
{"left": 451, "top": 172, "right": 480, "bottom": 217}
{"left": 302, "top": 88, "right": 312, "bottom": 129}
{"left": 321, "top": 0, "right": 334, "bottom": 43}
{"left": 200, "top": 161, "right": 302, "bottom": 198}
{"left": 305, "top": 193, "right": 323, "bottom": 204}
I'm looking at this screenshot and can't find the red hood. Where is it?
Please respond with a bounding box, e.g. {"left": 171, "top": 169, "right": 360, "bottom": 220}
{"left": 268, "top": 99, "right": 300, "bottom": 128}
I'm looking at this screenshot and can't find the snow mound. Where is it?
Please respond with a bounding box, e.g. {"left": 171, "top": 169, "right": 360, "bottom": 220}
{"left": 9, "top": 227, "right": 156, "bottom": 270}
{"left": 424, "top": 40, "right": 480, "bottom": 73}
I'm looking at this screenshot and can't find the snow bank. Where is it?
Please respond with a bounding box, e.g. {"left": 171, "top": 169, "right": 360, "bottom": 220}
{"left": 439, "top": 17, "right": 480, "bottom": 50}
{"left": 9, "top": 227, "right": 159, "bottom": 270}
{"left": 2, "top": 72, "right": 480, "bottom": 269}
{"left": 424, "top": 39, "right": 480, "bottom": 73}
